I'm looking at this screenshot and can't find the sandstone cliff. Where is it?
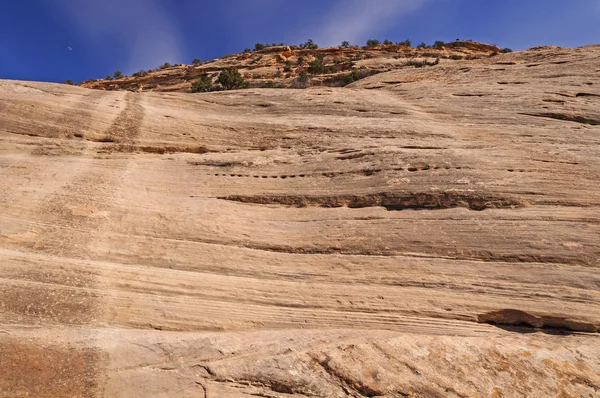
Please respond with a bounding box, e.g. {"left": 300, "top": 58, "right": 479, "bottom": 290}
{"left": 1, "top": 44, "right": 599, "bottom": 397}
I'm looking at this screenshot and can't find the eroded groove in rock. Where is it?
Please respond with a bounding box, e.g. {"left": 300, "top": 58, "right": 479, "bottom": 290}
{"left": 101, "top": 92, "right": 144, "bottom": 143}
{"left": 576, "top": 92, "right": 600, "bottom": 98}
{"left": 218, "top": 192, "right": 526, "bottom": 211}
{"left": 477, "top": 309, "right": 599, "bottom": 333}
{"left": 520, "top": 112, "right": 600, "bottom": 125}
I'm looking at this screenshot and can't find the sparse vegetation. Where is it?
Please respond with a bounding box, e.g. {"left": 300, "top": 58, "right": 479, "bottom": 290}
{"left": 190, "top": 74, "right": 214, "bottom": 93}
{"left": 299, "top": 39, "right": 319, "bottom": 50}
{"left": 93, "top": 38, "right": 515, "bottom": 93}
{"left": 283, "top": 60, "right": 293, "bottom": 72}
{"left": 217, "top": 67, "right": 248, "bottom": 90}
{"left": 308, "top": 55, "right": 326, "bottom": 75}
{"left": 105, "top": 75, "right": 113, "bottom": 81}
{"left": 132, "top": 70, "right": 148, "bottom": 77}
{"left": 63, "top": 79, "right": 74, "bottom": 85}
{"left": 291, "top": 71, "right": 310, "bottom": 89}
{"left": 344, "top": 68, "right": 360, "bottom": 85}
{"left": 261, "top": 80, "right": 276, "bottom": 88}
{"left": 330, "top": 68, "right": 378, "bottom": 86}
{"left": 250, "top": 55, "right": 263, "bottom": 65}
{"left": 406, "top": 58, "right": 439, "bottom": 68}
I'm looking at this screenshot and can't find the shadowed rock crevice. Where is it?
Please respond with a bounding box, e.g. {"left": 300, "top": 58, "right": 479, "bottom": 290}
{"left": 520, "top": 112, "right": 600, "bottom": 125}
{"left": 478, "top": 309, "right": 599, "bottom": 333}
{"left": 218, "top": 192, "right": 526, "bottom": 211}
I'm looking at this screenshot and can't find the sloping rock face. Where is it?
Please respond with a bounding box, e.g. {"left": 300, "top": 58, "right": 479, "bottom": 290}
{"left": 1, "top": 45, "right": 600, "bottom": 397}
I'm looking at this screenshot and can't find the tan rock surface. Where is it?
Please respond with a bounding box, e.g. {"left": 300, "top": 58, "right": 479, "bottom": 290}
{"left": 1, "top": 45, "right": 600, "bottom": 397}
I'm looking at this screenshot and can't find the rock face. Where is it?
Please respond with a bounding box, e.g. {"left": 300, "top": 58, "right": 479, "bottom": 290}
{"left": 1, "top": 45, "right": 600, "bottom": 397}
{"left": 80, "top": 41, "right": 500, "bottom": 92}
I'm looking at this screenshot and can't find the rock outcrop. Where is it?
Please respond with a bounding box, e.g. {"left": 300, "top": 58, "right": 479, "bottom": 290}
{"left": 80, "top": 41, "right": 501, "bottom": 92}
{"left": 1, "top": 44, "right": 599, "bottom": 397}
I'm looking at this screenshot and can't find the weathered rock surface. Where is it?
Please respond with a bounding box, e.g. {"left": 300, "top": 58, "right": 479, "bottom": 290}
{"left": 1, "top": 45, "right": 599, "bottom": 397}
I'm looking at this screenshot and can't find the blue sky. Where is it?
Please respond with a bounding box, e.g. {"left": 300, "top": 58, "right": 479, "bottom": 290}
{"left": 1, "top": 0, "right": 599, "bottom": 83}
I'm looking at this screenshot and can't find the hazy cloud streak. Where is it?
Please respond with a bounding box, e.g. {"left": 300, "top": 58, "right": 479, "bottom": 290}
{"left": 313, "top": 0, "right": 429, "bottom": 46}
{"left": 54, "top": 0, "right": 183, "bottom": 72}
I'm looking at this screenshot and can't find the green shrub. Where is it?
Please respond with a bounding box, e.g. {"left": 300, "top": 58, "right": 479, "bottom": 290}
{"left": 340, "top": 41, "right": 350, "bottom": 48}
{"left": 406, "top": 59, "right": 438, "bottom": 68}
{"left": 243, "top": 48, "right": 252, "bottom": 54}
{"left": 383, "top": 39, "right": 393, "bottom": 45}
{"left": 105, "top": 75, "right": 113, "bottom": 81}
{"left": 501, "top": 48, "right": 513, "bottom": 53}
{"left": 416, "top": 42, "right": 427, "bottom": 49}
{"left": 344, "top": 68, "right": 360, "bottom": 85}
{"left": 299, "top": 39, "right": 318, "bottom": 49}
{"left": 490, "top": 51, "right": 499, "bottom": 57}
{"left": 308, "top": 56, "right": 325, "bottom": 75}
{"left": 274, "top": 70, "right": 283, "bottom": 78}
{"left": 297, "top": 56, "right": 305, "bottom": 66}
{"left": 397, "top": 39, "right": 412, "bottom": 47}
{"left": 191, "top": 74, "right": 213, "bottom": 93}
{"left": 217, "top": 67, "right": 247, "bottom": 90}
{"left": 192, "top": 58, "right": 202, "bottom": 66}
{"left": 63, "top": 79, "right": 74, "bottom": 85}
{"left": 254, "top": 43, "right": 266, "bottom": 51}
{"left": 433, "top": 41, "right": 445, "bottom": 49}
{"left": 366, "top": 39, "right": 380, "bottom": 47}
{"left": 113, "top": 71, "right": 123, "bottom": 79}
{"left": 261, "top": 80, "right": 276, "bottom": 88}
{"left": 159, "top": 62, "right": 171, "bottom": 69}
{"left": 132, "top": 70, "right": 148, "bottom": 77}
{"left": 450, "top": 55, "right": 463, "bottom": 60}
{"left": 283, "top": 60, "right": 293, "bottom": 72}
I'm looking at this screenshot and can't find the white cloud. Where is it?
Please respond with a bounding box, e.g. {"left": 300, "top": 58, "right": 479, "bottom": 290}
{"left": 53, "top": 0, "right": 184, "bottom": 72}
{"left": 312, "top": 0, "right": 429, "bottom": 46}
